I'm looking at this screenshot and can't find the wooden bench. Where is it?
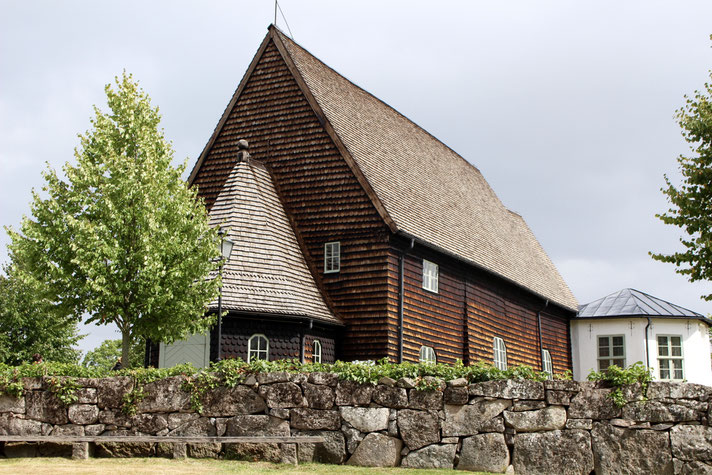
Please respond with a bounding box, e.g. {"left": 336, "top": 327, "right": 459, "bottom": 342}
{"left": 0, "top": 435, "right": 325, "bottom": 463}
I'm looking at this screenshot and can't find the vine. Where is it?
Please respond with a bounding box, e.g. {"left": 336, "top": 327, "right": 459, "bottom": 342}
{"left": 587, "top": 362, "right": 652, "bottom": 407}
{"left": 46, "top": 377, "right": 80, "bottom": 405}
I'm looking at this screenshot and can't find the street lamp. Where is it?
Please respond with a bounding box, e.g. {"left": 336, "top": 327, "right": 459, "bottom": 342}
{"left": 216, "top": 228, "right": 234, "bottom": 361}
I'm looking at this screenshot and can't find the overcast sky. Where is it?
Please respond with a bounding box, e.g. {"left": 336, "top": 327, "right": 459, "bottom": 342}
{"left": 2, "top": 1, "right": 712, "bottom": 355}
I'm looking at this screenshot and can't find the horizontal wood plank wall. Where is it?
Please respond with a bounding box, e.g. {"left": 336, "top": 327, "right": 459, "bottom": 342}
{"left": 392, "top": 240, "right": 573, "bottom": 371}
{"left": 192, "top": 40, "right": 391, "bottom": 361}
{"left": 541, "top": 311, "right": 572, "bottom": 372}
{"left": 400, "top": 253, "right": 466, "bottom": 364}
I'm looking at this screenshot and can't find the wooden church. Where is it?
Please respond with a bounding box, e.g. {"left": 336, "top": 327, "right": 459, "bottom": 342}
{"left": 150, "top": 26, "right": 578, "bottom": 372}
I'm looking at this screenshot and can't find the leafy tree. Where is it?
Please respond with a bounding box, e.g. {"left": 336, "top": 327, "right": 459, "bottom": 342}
{"left": 652, "top": 64, "right": 712, "bottom": 301}
{"left": 82, "top": 338, "right": 144, "bottom": 370}
{"left": 6, "top": 72, "right": 222, "bottom": 364}
{"left": 0, "top": 266, "right": 81, "bottom": 365}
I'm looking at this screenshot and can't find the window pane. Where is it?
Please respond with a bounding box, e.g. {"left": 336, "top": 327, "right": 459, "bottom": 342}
{"left": 660, "top": 367, "right": 670, "bottom": 380}
{"left": 598, "top": 337, "right": 609, "bottom": 347}
{"left": 612, "top": 336, "right": 623, "bottom": 346}
{"left": 672, "top": 345, "right": 682, "bottom": 357}
{"left": 658, "top": 344, "right": 669, "bottom": 357}
{"left": 612, "top": 346, "right": 624, "bottom": 357}
{"left": 599, "top": 347, "right": 610, "bottom": 357}
{"left": 671, "top": 336, "right": 681, "bottom": 347}
{"left": 613, "top": 359, "right": 625, "bottom": 367}
{"left": 599, "top": 360, "right": 610, "bottom": 370}
{"left": 658, "top": 336, "right": 668, "bottom": 347}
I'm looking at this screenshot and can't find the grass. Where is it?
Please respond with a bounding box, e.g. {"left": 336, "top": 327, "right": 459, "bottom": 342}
{"left": 0, "top": 458, "right": 494, "bottom": 474}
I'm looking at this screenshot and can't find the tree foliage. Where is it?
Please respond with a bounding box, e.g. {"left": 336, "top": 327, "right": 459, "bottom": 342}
{"left": 82, "top": 338, "right": 145, "bottom": 370}
{"left": 652, "top": 63, "right": 712, "bottom": 300}
{"left": 0, "top": 267, "right": 81, "bottom": 365}
{"left": 6, "top": 72, "right": 221, "bottom": 363}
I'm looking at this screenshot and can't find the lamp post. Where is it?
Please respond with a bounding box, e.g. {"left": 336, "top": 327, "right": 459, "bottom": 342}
{"left": 216, "top": 228, "right": 234, "bottom": 361}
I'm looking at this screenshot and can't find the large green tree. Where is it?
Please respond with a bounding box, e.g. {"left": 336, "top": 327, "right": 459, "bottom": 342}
{"left": 0, "top": 266, "right": 81, "bottom": 365}
{"left": 652, "top": 65, "right": 712, "bottom": 300}
{"left": 6, "top": 72, "right": 222, "bottom": 363}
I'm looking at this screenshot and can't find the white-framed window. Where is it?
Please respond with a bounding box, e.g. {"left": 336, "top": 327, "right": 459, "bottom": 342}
{"left": 247, "top": 334, "right": 269, "bottom": 362}
{"left": 313, "top": 340, "right": 322, "bottom": 363}
{"left": 422, "top": 259, "right": 439, "bottom": 293}
{"left": 419, "top": 345, "right": 436, "bottom": 363}
{"left": 597, "top": 335, "right": 625, "bottom": 370}
{"left": 324, "top": 242, "right": 340, "bottom": 273}
{"left": 493, "top": 337, "right": 507, "bottom": 370}
{"left": 542, "top": 349, "right": 553, "bottom": 378}
{"left": 657, "top": 335, "right": 684, "bottom": 380}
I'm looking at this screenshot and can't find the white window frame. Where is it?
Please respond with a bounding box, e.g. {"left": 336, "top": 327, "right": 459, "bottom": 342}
{"left": 313, "top": 339, "right": 322, "bottom": 363}
{"left": 324, "top": 242, "right": 340, "bottom": 274}
{"left": 597, "top": 335, "right": 626, "bottom": 371}
{"left": 422, "top": 259, "right": 439, "bottom": 293}
{"left": 493, "top": 337, "right": 507, "bottom": 370}
{"left": 542, "top": 349, "right": 553, "bottom": 378}
{"left": 247, "top": 334, "right": 269, "bottom": 362}
{"left": 419, "top": 345, "right": 437, "bottom": 364}
{"left": 657, "top": 334, "right": 684, "bottom": 381}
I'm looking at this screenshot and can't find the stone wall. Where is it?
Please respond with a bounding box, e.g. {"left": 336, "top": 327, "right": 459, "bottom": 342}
{"left": 0, "top": 373, "right": 711, "bottom": 474}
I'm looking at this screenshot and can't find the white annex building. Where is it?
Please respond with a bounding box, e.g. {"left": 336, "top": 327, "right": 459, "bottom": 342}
{"left": 571, "top": 288, "right": 712, "bottom": 386}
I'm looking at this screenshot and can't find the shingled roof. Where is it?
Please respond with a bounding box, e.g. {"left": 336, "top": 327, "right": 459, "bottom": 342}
{"left": 208, "top": 155, "right": 340, "bottom": 325}
{"left": 577, "top": 288, "right": 710, "bottom": 324}
{"left": 191, "top": 26, "right": 578, "bottom": 312}
{"left": 270, "top": 28, "right": 577, "bottom": 311}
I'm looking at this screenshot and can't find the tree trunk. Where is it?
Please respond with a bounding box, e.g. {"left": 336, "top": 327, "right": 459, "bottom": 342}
{"left": 121, "top": 329, "right": 131, "bottom": 369}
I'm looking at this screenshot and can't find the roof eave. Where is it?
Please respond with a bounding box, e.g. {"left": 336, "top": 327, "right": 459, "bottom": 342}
{"left": 573, "top": 314, "right": 712, "bottom": 326}
{"left": 397, "top": 230, "right": 578, "bottom": 313}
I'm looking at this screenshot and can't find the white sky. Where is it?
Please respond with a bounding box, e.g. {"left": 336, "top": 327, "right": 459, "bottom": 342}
{"left": 2, "top": 1, "right": 712, "bottom": 355}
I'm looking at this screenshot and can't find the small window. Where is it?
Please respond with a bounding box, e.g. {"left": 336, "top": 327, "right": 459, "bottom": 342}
{"left": 248, "top": 334, "right": 269, "bottom": 362}
{"left": 657, "top": 335, "right": 684, "bottom": 380}
{"left": 324, "top": 242, "right": 340, "bottom": 273}
{"left": 493, "top": 337, "right": 507, "bottom": 370}
{"left": 597, "top": 335, "right": 625, "bottom": 370}
{"left": 419, "top": 346, "right": 436, "bottom": 363}
{"left": 422, "top": 259, "right": 439, "bottom": 293}
{"left": 313, "top": 340, "right": 322, "bottom": 363}
{"left": 542, "top": 349, "right": 553, "bottom": 378}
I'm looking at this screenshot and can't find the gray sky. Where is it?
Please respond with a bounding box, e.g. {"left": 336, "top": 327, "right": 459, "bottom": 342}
{"left": 2, "top": 1, "right": 712, "bottom": 355}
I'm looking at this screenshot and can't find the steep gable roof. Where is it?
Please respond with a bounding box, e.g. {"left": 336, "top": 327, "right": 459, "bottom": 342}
{"left": 578, "top": 288, "right": 709, "bottom": 324}
{"left": 208, "top": 156, "right": 340, "bottom": 325}
{"left": 192, "top": 26, "right": 578, "bottom": 311}
{"left": 270, "top": 28, "right": 577, "bottom": 311}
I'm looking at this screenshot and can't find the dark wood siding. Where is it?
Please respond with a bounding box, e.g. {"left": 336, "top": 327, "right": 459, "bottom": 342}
{"left": 214, "top": 314, "right": 338, "bottom": 363}
{"left": 391, "top": 239, "right": 573, "bottom": 371}
{"left": 304, "top": 334, "right": 337, "bottom": 364}
{"left": 192, "top": 40, "right": 391, "bottom": 361}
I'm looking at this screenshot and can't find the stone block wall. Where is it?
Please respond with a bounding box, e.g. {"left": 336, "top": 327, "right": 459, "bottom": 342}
{"left": 0, "top": 373, "right": 711, "bottom": 473}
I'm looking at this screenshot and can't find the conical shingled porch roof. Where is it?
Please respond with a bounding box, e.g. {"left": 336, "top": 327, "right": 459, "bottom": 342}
{"left": 208, "top": 156, "right": 340, "bottom": 325}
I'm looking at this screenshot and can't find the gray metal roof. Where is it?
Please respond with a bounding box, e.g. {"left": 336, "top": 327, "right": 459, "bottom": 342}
{"left": 577, "top": 288, "right": 708, "bottom": 323}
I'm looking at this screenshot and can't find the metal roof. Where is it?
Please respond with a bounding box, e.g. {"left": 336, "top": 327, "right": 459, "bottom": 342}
{"left": 577, "top": 288, "right": 709, "bottom": 323}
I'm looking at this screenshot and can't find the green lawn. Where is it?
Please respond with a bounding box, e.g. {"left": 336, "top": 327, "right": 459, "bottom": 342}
{"left": 0, "top": 458, "right": 493, "bottom": 474}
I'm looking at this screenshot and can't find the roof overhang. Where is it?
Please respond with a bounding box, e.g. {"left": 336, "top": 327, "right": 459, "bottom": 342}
{"left": 572, "top": 314, "right": 712, "bottom": 326}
